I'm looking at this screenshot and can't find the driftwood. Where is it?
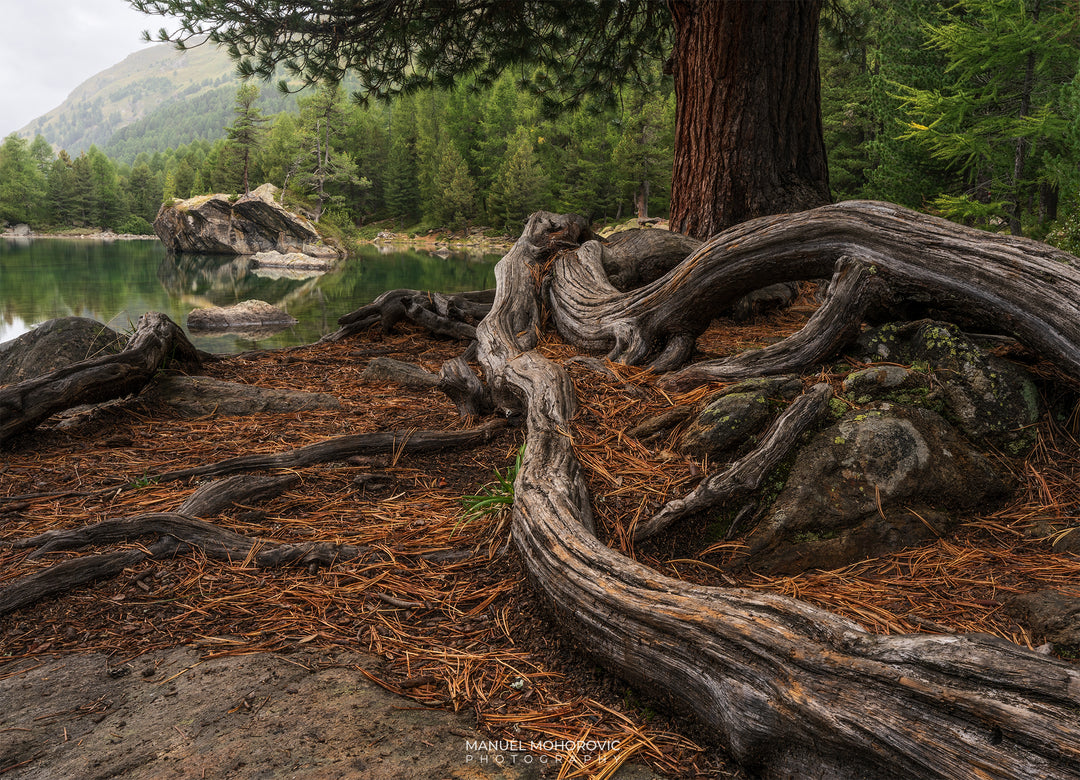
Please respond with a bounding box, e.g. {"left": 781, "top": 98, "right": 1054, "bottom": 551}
{"left": 477, "top": 209, "right": 1080, "bottom": 779}
{"left": 323, "top": 287, "right": 494, "bottom": 342}
{"left": 0, "top": 312, "right": 203, "bottom": 444}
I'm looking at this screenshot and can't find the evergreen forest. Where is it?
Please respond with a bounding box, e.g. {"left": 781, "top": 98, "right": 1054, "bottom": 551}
{"left": 1, "top": 0, "right": 1079, "bottom": 250}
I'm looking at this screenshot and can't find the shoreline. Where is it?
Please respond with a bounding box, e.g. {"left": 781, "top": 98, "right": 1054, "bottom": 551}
{"left": 2, "top": 229, "right": 514, "bottom": 253}
{"left": 2, "top": 230, "right": 159, "bottom": 241}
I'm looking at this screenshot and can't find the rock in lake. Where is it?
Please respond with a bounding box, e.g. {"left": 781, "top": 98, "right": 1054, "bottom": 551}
{"left": 251, "top": 250, "right": 335, "bottom": 271}
{"left": 0, "top": 317, "right": 125, "bottom": 385}
{"left": 154, "top": 183, "right": 342, "bottom": 260}
{"left": 187, "top": 300, "right": 297, "bottom": 331}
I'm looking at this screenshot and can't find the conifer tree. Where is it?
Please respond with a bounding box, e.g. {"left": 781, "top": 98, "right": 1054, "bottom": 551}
{"left": 895, "top": 0, "right": 1079, "bottom": 233}
{"left": 486, "top": 127, "right": 551, "bottom": 232}
{"left": 430, "top": 136, "right": 478, "bottom": 230}
{"left": 293, "top": 82, "right": 363, "bottom": 222}
{"left": 225, "top": 83, "right": 269, "bottom": 193}
{"left": 0, "top": 134, "right": 47, "bottom": 225}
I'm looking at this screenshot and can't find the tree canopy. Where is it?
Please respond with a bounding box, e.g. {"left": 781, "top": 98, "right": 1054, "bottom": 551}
{"left": 130, "top": 0, "right": 831, "bottom": 238}
{"left": 130, "top": 0, "right": 670, "bottom": 110}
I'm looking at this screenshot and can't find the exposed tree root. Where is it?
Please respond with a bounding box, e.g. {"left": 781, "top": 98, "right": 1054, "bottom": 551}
{"left": 479, "top": 209, "right": 1080, "bottom": 780}
{"left": 548, "top": 201, "right": 1080, "bottom": 377}
{"left": 152, "top": 418, "right": 507, "bottom": 482}
{"left": 7, "top": 202, "right": 1080, "bottom": 778}
{"left": 0, "top": 312, "right": 203, "bottom": 444}
{"left": 632, "top": 382, "right": 833, "bottom": 542}
{"left": 0, "top": 421, "right": 507, "bottom": 616}
{"left": 660, "top": 257, "right": 879, "bottom": 391}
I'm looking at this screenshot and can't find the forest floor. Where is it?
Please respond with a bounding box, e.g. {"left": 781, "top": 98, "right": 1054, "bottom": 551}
{"left": 2, "top": 297, "right": 1079, "bottom": 779}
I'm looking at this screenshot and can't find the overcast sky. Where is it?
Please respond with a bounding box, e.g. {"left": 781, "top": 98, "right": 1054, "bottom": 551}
{"left": 0, "top": 0, "right": 177, "bottom": 138}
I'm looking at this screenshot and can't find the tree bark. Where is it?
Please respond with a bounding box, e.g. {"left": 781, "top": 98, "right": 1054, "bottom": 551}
{"left": 476, "top": 210, "right": 1080, "bottom": 779}
{"left": 668, "top": 0, "right": 832, "bottom": 238}
{"left": 549, "top": 201, "right": 1080, "bottom": 378}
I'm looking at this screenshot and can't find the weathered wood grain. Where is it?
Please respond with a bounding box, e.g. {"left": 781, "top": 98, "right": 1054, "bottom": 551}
{"left": 0, "top": 312, "right": 202, "bottom": 444}
{"left": 481, "top": 209, "right": 1080, "bottom": 780}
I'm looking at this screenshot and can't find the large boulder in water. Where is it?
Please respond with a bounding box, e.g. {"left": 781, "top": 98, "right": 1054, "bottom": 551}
{"left": 0, "top": 317, "right": 125, "bottom": 385}
{"left": 153, "top": 184, "right": 342, "bottom": 260}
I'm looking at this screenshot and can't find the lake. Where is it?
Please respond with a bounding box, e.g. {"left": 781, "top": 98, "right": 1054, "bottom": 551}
{"left": 0, "top": 238, "right": 501, "bottom": 353}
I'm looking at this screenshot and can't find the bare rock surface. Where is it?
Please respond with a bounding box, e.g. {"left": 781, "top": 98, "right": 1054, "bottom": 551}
{"left": 154, "top": 183, "right": 342, "bottom": 259}
{"left": 1005, "top": 590, "right": 1080, "bottom": 655}
{"left": 0, "top": 647, "right": 661, "bottom": 780}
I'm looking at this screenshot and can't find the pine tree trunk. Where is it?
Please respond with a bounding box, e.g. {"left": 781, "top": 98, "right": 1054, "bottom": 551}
{"left": 668, "top": 0, "right": 832, "bottom": 238}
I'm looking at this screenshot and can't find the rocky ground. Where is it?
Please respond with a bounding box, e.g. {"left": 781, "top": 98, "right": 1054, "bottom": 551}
{"left": 2, "top": 290, "right": 1080, "bottom": 779}
{"left": 1, "top": 647, "right": 667, "bottom": 780}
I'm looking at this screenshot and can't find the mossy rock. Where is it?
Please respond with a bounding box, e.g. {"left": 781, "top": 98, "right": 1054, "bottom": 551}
{"left": 743, "top": 403, "right": 1012, "bottom": 574}
{"left": 0, "top": 317, "right": 125, "bottom": 386}
{"left": 679, "top": 375, "right": 803, "bottom": 460}
{"left": 855, "top": 320, "right": 1039, "bottom": 451}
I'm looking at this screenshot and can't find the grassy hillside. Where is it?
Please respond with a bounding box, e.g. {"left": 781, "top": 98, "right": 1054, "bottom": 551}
{"left": 17, "top": 42, "right": 299, "bottom": 163}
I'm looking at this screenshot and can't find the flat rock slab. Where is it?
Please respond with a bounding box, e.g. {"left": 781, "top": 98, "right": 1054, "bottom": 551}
{"left": 141, "top": 375, "right": 341, "bottom": 417}
{"left": 187, "top": 300, "right": 298, "bottom": 331}
{"left": 252, "top": 250, "right": 335, "bottom": 271}
{"left": 0, "top": 647, "right": 660, "bottom": 780}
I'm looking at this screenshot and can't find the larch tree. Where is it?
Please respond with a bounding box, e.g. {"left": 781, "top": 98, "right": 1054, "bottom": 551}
{"left": 895, "top": 0, "right": 1080, "bottom": 234}
{"left": 129, "top": 0, "right": 831, "bottom": 238}
{"left": 225, "top": 82, "right": 269, "bottom": 194}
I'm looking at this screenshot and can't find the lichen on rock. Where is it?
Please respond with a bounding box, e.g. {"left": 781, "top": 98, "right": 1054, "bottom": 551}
{"left": 154, "top": 184, "right": 342, "bottom": 262}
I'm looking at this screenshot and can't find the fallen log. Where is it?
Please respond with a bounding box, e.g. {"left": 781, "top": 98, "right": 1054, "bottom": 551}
{"left": 0, "top": 312, "right": 202, "bottom": 444}
{"left": 481, "top": 210, "right": 1080, "bottom": 779}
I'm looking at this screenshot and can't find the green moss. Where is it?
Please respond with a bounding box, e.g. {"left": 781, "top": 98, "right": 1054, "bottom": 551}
{"left": 706, "top": 510, "right": 737, "bottom": 542}
{"left": 791, "top": 528, "right": 840, "bottom": 544}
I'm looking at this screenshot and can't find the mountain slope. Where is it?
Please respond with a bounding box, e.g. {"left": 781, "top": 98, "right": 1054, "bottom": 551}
{"left": 17, "top": 42, "right": 298, "bottom": 163}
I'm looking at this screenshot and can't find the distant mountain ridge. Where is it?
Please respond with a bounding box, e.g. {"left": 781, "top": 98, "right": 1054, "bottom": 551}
{"left": 17, "top": 42, "right": 300, "bottom": 163}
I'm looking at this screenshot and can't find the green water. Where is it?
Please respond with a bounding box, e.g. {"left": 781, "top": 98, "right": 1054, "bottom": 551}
{"left": 0, "top": 238, "right": 500, "bottom": 353}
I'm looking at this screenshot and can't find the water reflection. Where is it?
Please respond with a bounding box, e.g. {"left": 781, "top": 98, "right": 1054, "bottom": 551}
{"left": 0, "top": 238, "right": 500, "bottom": 353}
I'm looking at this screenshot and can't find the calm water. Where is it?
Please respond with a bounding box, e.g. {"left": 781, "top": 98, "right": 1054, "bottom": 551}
{"left": 0, "top": 238, "right": 500, "bottom": 353}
